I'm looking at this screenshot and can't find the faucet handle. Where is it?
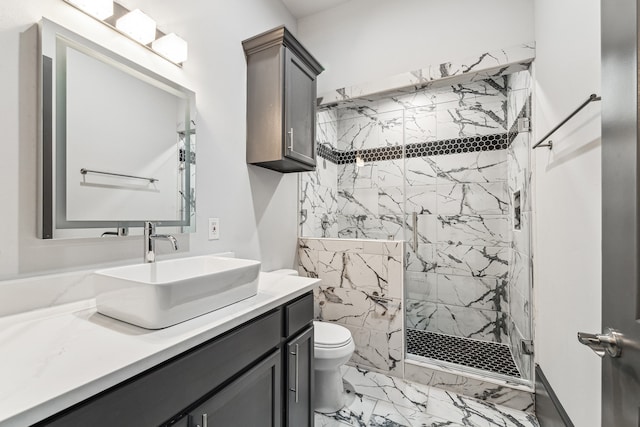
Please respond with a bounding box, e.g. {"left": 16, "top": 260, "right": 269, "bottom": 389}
{"left": 144, "top": 221, "right": 155, "bottom": 235}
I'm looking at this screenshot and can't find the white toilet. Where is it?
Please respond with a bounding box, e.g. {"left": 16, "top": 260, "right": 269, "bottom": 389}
{"left": 313, "top": 320, "right": 355, "bottom": 413}
{"left": 269, "top": 269, "right": 355, "bottom": 413}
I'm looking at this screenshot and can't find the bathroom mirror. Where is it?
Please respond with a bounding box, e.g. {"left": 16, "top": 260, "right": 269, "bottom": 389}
{"left": 39, "top": 19, "right": 196, "bottom": 239}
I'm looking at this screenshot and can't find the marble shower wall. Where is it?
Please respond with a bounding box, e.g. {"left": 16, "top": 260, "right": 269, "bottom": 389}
{"left": 300, "top": 109, "right": 339, "bottom": 238}
{"left": 506, "top": 70, "right": 533, "bottom": 381}
{"left": 298, "top": 70, "right": 534, "bottom": 382}
{"left": 300, "top": 77, "right": 511, "bottom": 241}
{"left": 297, "top": 238, "right": 404, "bottom": 376}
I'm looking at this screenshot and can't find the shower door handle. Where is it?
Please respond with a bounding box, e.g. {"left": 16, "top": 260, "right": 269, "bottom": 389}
{"left": 412, "top": 212, "right": 418, "bottom": 252}
{"left": 577, "top": 328, "right": 623, "bottom": 358}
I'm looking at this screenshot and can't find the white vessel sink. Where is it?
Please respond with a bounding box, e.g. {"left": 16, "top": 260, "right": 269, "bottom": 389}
{"left": 94, "top": 256, "right": 261, "bottom": 329}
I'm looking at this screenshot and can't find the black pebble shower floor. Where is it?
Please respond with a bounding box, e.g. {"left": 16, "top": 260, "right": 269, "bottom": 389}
{"left": 407, "top": 329, "right": 521, "bottom": 378}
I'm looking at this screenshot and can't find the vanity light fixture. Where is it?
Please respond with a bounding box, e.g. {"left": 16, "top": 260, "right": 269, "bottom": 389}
{"left": 66, "top": 0, "right": 113, "bottom": 20}
{"left": 152, "top": 33, "right": 188, "bottom": 64}
{"left": 115, "top": 9, "right": 156, "bottom": 45}
{"left": 62, "top": 0, "right": 189, "bottom": 66}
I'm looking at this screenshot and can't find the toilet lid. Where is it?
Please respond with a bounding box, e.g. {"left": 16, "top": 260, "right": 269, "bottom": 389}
{"left": 313, "top": 321, "right": 352, "bottom": 348}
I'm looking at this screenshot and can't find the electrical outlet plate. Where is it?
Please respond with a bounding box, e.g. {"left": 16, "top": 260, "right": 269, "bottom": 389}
{"left": 208, "top": 218, "right": 219, "bottom": 240}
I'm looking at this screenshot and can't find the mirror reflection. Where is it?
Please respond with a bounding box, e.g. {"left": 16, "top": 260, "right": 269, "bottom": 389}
{"left": 40, "top": 19, "right": 196, "bottom": 239}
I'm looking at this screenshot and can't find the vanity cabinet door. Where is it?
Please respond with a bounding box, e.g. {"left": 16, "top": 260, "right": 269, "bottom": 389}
{"left": 188, "top": 350, "right": 281, "bottom": 427}
{"left": 285, "top": 326, "right": 314, "bottom": 427}
{"left": 283, "top": 47, "right": 316, "bottom": 168}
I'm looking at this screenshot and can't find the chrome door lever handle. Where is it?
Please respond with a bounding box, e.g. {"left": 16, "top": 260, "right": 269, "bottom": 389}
{"left": 577, "top": 328, "right": 623, "bottom": 358}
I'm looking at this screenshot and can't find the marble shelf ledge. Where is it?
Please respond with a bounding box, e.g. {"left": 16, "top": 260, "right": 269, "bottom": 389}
{"left": 318, "top": 42, "right": 536, "bottom": 107}
{"left": 0, "top": 272, "right": 319, "bottom": 427}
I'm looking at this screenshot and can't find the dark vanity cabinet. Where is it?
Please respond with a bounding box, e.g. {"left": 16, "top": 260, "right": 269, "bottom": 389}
{"left": 283, "top": 291, "right": 315, "bottom": 427}
{"left": 242, "top": 26, "right": 324, "bottom": 173}
{"left": 186, "top": 350, "right": 282, "bottom": 427}
{"left": 285, "top": 328, "right": 314, "bottom": 427}
{"left": 34, "top": 292, "right": 314, "bottom": 427}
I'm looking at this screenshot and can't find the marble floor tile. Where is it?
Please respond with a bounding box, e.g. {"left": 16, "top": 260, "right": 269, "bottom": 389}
{"left": 369, "top": 400, "right": 464, "bottom": 427}
{"left": 315, "top": 413, "right": 354, "bottom": 427}
{"left": 315, "top": 366, "right": 537, "bottom": 427}
{"left": 316, "top": 392, "right": 378, "bottom": 427}
{"left": 426, "top": 387, "right": 539, "bottom": 427}
{"left": 342, "top": 365, "right": 431, "bottom": 412}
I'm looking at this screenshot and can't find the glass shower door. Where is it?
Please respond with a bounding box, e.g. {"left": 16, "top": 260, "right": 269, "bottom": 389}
{"left": 402, "top": 72, "right": 534, "bottom": 384}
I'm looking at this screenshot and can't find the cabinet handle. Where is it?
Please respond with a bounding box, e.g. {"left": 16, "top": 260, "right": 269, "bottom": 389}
{"left": 287, "top": 127, "right": 294, "bottom": 151}
{"left": 289, "top": 343, "right": 299, "bottom": 403}
{"left": 195, "top": 413, "right": 208, "bottom": 427}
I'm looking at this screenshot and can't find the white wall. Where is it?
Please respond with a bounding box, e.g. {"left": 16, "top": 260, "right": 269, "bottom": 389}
{"left": 532, "top": 1, "right": 601, "bottom": 426}
{"left": 296, "top": 0, "right": 535, "bottom": 94}
{"left": 0, "top": 0, "right": 298, "bottom": 278}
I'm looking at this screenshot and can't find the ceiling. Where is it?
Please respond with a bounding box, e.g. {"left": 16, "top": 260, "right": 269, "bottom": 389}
{"left": 280, "top": 0, "right": 352, "bottom": 19}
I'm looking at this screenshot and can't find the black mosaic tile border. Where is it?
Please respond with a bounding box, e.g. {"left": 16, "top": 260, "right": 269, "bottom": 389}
{"left": 407, "top": 329, "right": 521, "bottom": 378}
{"left": 317, "top": 143, "right": 339, "bottom": 164}
{"left": 316, "top": 133, "right": 509, "bottom": 165}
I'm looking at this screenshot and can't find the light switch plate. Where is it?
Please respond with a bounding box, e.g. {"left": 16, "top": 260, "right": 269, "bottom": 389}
{"left": 208, "top": 218, "right": 219, "bottom": 240}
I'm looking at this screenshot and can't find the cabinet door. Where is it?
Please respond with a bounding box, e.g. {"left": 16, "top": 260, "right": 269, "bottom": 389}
{"left": 189, "top": 350, "right": 281, "bottom": 427}
{"left": 284, "top": 48, "right": 316, "bottom": 167}
{"left": 286, "top": 326, "right": 314, "bottom": 427}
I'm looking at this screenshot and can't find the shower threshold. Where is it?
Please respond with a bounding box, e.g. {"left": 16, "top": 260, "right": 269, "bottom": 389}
{"left": 407, "top": 329, "right": 521, "bottom": 378}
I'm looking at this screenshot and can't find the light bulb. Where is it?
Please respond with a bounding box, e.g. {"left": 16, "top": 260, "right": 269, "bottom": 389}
{"left": 152, "top": 33, "right": 188, "bottom": 64}
{"left": 67, "top": 0, "right": 113, "bottom": 20}
{"left": 116, "top": 9, "right": 157, "bottom": 45}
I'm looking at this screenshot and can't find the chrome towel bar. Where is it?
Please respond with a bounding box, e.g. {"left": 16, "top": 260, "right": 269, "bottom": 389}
{"left": 533, "top": 93, "right": 601, "bottom": 150}
{"left": 80, "top": 168, "right": 158, "bottom": 183}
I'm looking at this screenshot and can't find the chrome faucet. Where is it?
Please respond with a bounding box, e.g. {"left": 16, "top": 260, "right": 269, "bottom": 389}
{"left": 144, "top": 221, "right": 178, "bottom": 263}
{"left": 101, "top": 227, "right": 129, "bottom": 237}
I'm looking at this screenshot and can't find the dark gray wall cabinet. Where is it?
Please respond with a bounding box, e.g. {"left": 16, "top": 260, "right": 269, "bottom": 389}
{"left": 243, "top": 26, "right": 324, "bottom": 173}
{"left": 34, "top": 292, "right": 314, "bottom": 427}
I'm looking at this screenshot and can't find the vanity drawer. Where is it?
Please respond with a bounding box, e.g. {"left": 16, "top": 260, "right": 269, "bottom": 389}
{"left": 284, "top": 292, "right": 313, "bottom": 337}
{"left": 36, "top": 309, "right": 282, "bottom": 427}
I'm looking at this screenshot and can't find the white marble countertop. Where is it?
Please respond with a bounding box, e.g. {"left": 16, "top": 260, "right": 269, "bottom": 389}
{"left": 0, "top": 272, "right": 318, "bottom": 427}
